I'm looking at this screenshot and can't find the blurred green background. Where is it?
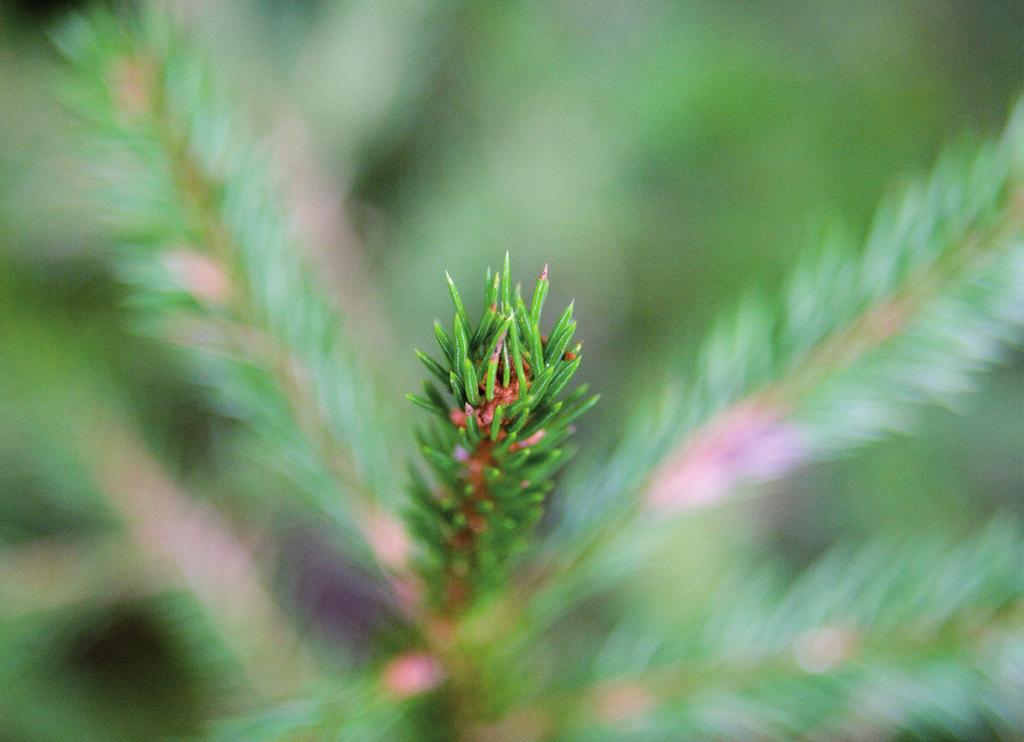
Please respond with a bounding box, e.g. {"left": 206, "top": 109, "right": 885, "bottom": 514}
{"left": 2, "top": 1, "right": 1024, "bottom": 739}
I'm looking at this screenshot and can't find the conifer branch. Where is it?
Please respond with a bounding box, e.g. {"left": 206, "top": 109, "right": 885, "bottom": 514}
{"left": 89, "top": 418, "right": 320, "bottom": 701}
{"left": 508, "top": 522, "right": 1024, "bottom": 739}
{"left": 407, "top": 256, "right": 597, "bottom": 613}
{"left": 541, "top": 101, "right": 1024, "bottom": 584}
{"left": 57, "top": 9, "right": 403, "bottom": 572}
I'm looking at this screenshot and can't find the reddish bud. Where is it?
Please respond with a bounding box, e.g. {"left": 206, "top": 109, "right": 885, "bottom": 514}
{"left": 382, "top": 653, "right": 444, "bottom": 698}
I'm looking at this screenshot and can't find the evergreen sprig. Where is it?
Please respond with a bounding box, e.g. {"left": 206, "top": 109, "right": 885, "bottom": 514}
{"left": 554, "top": 521, "right": 1024, "bottom": 740}
{"left": 407, "top": 256, "right": 598, "bottom": 611}
{"left": 55, "top": 8, "right": 399, "bottom": 569}
{"left": 541, "top": 103, "right": 1024, "bottom": 590}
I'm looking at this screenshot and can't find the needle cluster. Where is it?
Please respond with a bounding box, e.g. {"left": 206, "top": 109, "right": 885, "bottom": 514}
{"left": 407, "top": 255, "right": 598, "bottom": 610}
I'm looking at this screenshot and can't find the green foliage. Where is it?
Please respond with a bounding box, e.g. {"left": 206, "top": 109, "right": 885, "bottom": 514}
{"left": 559, "top": 521, "right": 1024, "bottom": 740}
{"left": 20, "top": 4, "right": 1024, "bottom": 740}
{"left": 408, "top": 257, "right": 597, "bottom": 610}
{"left": 55, "top": 8, "right": 396, "bottom": 565}
{"left": 545, "top": 105, "right": 1024, "bottom": 576}
{"left": 211, "top": 678, "right": 417, "bottom": 742}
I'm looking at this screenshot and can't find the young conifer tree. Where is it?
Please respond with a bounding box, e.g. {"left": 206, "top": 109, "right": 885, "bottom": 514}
{"left": 57, "top": 6, "right": 1024, "bottom": 741}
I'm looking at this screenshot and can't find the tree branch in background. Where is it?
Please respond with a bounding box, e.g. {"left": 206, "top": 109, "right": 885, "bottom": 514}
{"left": 57, "top": 9, "right": 413, "bottom": 588}
{"left": 539, "top": 102, "right": 1024, "bottom": 594}
{"left": 502, "top": 522, "right": 1024, "bottom": 740}
{"left": 89, "top": 417, "right": 320, "bottom": 701}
